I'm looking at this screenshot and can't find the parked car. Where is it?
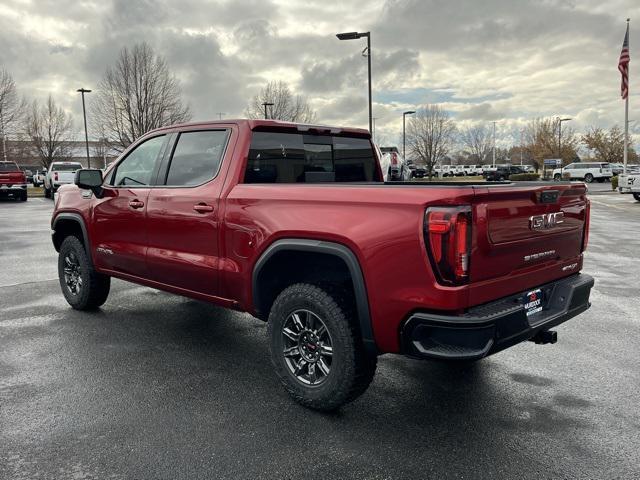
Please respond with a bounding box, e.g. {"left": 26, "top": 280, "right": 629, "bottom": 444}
{"left": 379, "top": 146, "right": 409, "bottom": 181}
{"left": 437, "top": 165, "right": 465, "bottom": 177}
{"left": 52, "top": 119, "right": 594, "bottom": 411}
{"left": 483, "top": 164, "right": 526, "bottom": 181}
{"left": 618, "top": 171, "right": 640, "bottom": 201}
{"left": 552, "top": 162, "right": 613, "bottom": 183}
{"left": 462, "top": 164, "right": 483, "bottom": 176}
{"left": 32, "top": 169, "right": 47, "bottom": 187}
{"left": 609, "top": 163, "right": 625, "bottom": 176}
{"left": 21, "top": 168, "right": 33, "bottom": 183}
{"left": 411, "top": 164, "right": 427, "bottom": 178}
{"left": 44, "top": 161, "right": 83, "bottom": 198}
{"left": 0, "top": 161, "right": 28, "bottom": 201}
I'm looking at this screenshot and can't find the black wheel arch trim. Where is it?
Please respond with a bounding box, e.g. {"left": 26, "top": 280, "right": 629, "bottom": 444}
{"left": 252, "top": 239, "right": 377, "bottom": 355}
{"left": 52, "top": 213, "right": 94, "bottom": 268}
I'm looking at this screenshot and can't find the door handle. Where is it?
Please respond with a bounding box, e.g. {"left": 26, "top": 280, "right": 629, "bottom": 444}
{"left": 193, "top": 203, "right": 214, "bottom": 213}
{"left": 129, "top": 200, "right": 144, "bottom": 209}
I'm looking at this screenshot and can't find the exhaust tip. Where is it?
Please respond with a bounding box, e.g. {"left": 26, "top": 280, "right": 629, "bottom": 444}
{"left": 530, "top": 330, "right": 557, "bottom": 345}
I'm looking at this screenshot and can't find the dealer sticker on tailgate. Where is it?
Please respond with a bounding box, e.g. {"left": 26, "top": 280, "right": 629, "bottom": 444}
{"left": 523, "top": 289, "right": 544, "bottom": 317}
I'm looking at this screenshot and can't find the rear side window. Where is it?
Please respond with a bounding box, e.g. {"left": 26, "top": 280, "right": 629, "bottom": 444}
{"left": 0, "top": 162, "right": 20, "bottom": 172}
{"left": 165, "top": 130, "right": 229, "bottom": 186}
{"left": 244, "top": 132, "right": 377, "bottom": 183}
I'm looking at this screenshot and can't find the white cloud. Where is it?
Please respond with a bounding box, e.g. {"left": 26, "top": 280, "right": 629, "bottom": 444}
{"left": 0, "top": 0, "right": 638, "bottom": 147}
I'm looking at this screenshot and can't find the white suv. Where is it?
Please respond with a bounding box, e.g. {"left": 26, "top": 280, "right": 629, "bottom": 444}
{"left": 552, "top": 162, "right": 613, "bottom": 183}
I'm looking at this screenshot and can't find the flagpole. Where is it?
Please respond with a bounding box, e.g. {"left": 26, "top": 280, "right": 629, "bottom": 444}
{"left": 624, "top": 18, "right": 630, "bottom": 175}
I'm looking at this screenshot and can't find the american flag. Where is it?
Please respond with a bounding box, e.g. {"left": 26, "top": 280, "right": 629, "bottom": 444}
{"left": 618, "top": 23, "right": 630, "bottom": 100}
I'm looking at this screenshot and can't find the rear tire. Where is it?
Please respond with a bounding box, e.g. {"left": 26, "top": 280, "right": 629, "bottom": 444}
{"left": 58, "top": 236, "right": 110, "bottom": 310}
{"left": 584, "top": 173, "right": 594, "bottom": 183}
{"left": 633, "top": 193, "right": 640, "bottom": 202}
{"left": 554, "top": 174, "right": 561, "bottom": 181}
{"left": 268, "top": 283, "right": 377, "bottom": 411}
{"left": 44, "top": 186, "right": 51, "bottom": 198}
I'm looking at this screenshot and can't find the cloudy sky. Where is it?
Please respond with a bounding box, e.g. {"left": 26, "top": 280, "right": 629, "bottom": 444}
{"left": 1, "top": 0, "right": 639, "bottom": 148}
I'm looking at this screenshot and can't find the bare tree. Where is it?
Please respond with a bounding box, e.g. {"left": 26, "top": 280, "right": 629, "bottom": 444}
{"left": 406, "top": 105, "right": 457, "bottom": 179}
{"left": 582, "top": 125, "right": 637, "bottom": 163}
{"left": 460, "top": 124, "right": 492, "bottom": 164}
{"left": 0, "top": 69, "right": 27, "bottom": 162}
{"left": 26, "top": 95, "right": 74, "bottom": 168}
{"left": 245, "top": 81, "right": 316, "bottom": 123}
{"left": 524, "top": 117, "right": 579, "bottom": 167}
{"left": 91, "top": 42, "right": 191, "bottom": 150}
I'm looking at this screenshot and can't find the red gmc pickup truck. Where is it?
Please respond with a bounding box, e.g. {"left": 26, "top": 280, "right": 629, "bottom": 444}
{"left": 51, "top": 120, "right": 594, "bottom": 411}
{"left": 0, "top": 161, "right": 28, "bottom": 201}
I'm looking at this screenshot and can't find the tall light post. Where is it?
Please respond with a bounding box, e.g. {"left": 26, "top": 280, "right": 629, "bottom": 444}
{"left": 492, "top": 121, "right": 497, "bottom": 166}
{"left": 402, "top": 110, "right": 415, "bottom": 161}
{"left": 262, "top": 102, "right": 274, "bottom": 119}
{"left": 336, "top": 31, "right": 372, "bottom": 133}
{"left": 520, "top": 128, "right": 524, "bottom": 165}
{"left": 77, "top": 88, "right": 92, "bottom": 168}
{"left": 557, "top": 117, "right": 571, "bottom": 176}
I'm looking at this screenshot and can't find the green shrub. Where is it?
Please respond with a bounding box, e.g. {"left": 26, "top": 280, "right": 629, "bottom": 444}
{"left": 509, "top": 173, "right": 541, "bottom": 181}
{"left": 612, "top": 175, "right": 618, "bottom": 190}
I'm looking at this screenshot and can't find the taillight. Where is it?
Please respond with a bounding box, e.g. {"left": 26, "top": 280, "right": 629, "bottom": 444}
{"left": 54, "top": 172, "right": 59, "bottom": 181}
{"left": 391, "top": 153, "right": 398, "bottom": 165}
{"left": 581, "top": 199, "right": 590, "bottom": 252}
{"left": 424, "top": 206, "right": 472, "bottom": 285}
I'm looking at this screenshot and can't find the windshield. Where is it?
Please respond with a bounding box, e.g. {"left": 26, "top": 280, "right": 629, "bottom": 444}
{"left": 51, "top": 163, "right": 83, "bottom": 172}
{"left": 0, "top": 162, "right": 20, "bottom": 172}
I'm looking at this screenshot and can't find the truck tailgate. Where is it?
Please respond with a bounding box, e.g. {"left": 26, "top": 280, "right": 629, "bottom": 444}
{"left": 0, "top": 172, "right": 25, "bottom": 184}
{"left": 469, "top": 183, "right": 588, "bottom": 303}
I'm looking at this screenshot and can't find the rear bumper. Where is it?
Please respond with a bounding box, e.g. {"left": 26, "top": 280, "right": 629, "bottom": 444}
{"left": 401, "top": 273, "right": 594, "bottom": 361}
{"left": 0, "top": 183, "right": 27, "bottom": 192}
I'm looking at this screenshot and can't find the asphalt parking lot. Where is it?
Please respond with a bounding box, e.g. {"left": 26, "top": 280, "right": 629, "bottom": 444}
{"left": 1, "top": 192, "right": 639, "bottom": 480}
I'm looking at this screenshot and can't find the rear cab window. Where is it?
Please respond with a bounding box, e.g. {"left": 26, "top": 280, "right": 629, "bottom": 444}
{"left": 51, "top": 163, "right": 83, "bottom": 172}
{"left": 0, "top": 162, "right": 21, "bottom": 172}
{"left": 244, "top": 131, "right": 379, "bottom": 183}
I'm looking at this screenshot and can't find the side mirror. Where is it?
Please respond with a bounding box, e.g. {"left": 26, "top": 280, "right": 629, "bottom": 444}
{"left": 75, "top": 169, "right": 103, "bottom": 197}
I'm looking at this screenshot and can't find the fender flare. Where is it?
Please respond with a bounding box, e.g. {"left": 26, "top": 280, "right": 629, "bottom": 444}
{"left": 51, "top": 212, "right": 93, "bottom": 268}
{"left": 252, "top": 239, "right": 377, "bottom": 355}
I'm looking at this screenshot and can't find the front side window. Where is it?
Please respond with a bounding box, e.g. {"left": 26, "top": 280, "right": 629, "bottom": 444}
{"left": 165, "top": 130, "right": 229, "bottom": 186}
{"left": 112, "top": 135, "right": 166, "bottom": 187}
{"left": 244, "top": 132, "right": 377, "bottom": 183}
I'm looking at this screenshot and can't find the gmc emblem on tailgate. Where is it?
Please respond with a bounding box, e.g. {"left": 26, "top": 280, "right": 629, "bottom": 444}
{"left": 529, "top": 212, "right": 564, "bottom": 231}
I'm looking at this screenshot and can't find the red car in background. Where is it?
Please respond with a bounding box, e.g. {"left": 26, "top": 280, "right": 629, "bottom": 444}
{"left": 0, "top": 161, "right": 28, "bottom": 201}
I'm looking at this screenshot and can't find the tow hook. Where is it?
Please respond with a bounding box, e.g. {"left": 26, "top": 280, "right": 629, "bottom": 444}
{"left": 530, "top": 330, "right": 558, "bottom": 345}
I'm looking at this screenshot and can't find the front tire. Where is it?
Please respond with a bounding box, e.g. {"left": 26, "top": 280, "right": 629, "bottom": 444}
{"left": 554, "top": 174, "right": 561, "bottom": 181}
{"left": 584, "top": 173, "right": 594, "bottom": 183}
{"left": 58, "top": 236, "right": 110, "bottom": 310}
{"left": 268, "top": 283, "right": 377, "bottom": 411}
{"left": 633, "top": 193, "right": 640, "bottom": 202}
{"left": 20, "top": 191, "right": 27, "bottom": 201}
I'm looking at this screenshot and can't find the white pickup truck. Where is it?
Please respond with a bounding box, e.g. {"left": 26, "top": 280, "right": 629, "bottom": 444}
{"left": 44, "top": 161, "right": 83, "bottom": 198}
{"left": 618, "top": 169, "right": 640, "bottom": 201}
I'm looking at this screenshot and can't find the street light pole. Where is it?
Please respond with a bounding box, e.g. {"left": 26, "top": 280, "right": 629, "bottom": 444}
{"left": 557, "top": 117, "right": 571, "bottom": 176}
{"left": 262, "top": 102, "right": 274, "bottom": 120}
{"left": 77, "top": 88, "right": 92, "bottom": 168}
{"left": 336, "top": 31, "right": 372, "bottom": 133}
{"left": 402, "top": 110, "right": 415, "bottom": 161}
{"left": 492, "top": 121, "right": 497, "bottom": 166}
